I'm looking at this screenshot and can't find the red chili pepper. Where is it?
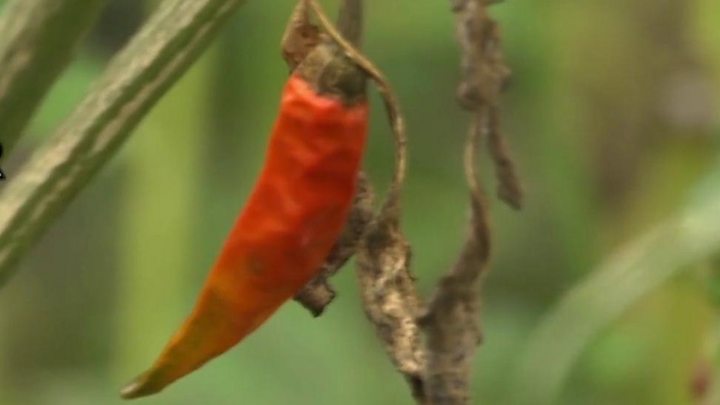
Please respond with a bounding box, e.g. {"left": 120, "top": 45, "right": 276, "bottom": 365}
{"left": 121, "top": 73, "right": 368, "bottom": 399}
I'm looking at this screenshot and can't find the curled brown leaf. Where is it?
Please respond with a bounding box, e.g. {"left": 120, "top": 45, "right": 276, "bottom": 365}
{"left": 356, "top": 211, "right": 426, "bottom": 403}
{"left": 487, "top": 105, "right": 522, "bottom": 209}
{"left": 280, "top": 0, "right": 321, "bottom": 71}
{"left": 452, "top": 0, "right": 521, "bottom": 210}
{"left": 295, "top": 173, "right": 374, "bottom": 316}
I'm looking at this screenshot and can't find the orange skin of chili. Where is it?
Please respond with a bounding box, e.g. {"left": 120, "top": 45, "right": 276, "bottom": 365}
{"left": 122, "top": 74, "right": 368, "bottom": 398}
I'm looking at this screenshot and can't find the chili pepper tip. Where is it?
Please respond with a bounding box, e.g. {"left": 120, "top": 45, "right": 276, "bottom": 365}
{"left": 119, "top": 372, "right": 158, "bottom": 400}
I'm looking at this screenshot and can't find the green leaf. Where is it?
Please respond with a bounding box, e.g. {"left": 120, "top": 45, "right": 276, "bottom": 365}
{"left": 0, "top": 0, "right": 247, "bottom": 287}
{"left": 0, "top": 0, "right": 106, "bottom": 152}
{"left": 512, "top": 158, "right": 720, "bottom": 405}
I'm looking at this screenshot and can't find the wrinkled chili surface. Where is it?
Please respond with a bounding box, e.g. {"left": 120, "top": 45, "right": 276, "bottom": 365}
{"left": 122, "top": 74, "right": 368, "bottom": 398}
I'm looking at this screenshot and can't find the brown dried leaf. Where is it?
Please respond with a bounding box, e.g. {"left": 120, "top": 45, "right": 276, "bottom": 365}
{"left": 356, "top": 211, "right": 426, "bottom": 403}
{"left": 281, "top": 0, "right": 321, "bottom": 71}
{"left": 294, "top": 173, "right": 374, "bottom": 316}
{"left": 487, "top": 105, "right": 522, "bottom": 209}
{"left": 452, "top": 0, "right": 520, "bottom": 210}
{"left": 453, "top": 1, "right": 508, "bottom": 109}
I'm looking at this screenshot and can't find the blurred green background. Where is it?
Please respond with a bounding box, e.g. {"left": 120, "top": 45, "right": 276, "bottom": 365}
{"left": 1, "top": 0, "right": 719, "bottom": 404}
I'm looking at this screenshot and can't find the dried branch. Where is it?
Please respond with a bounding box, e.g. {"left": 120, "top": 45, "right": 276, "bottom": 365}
{"left": 0, "top": 0, "right": 247, "bottom": 288}
{"left": 0, "top": 0, "right": 107, "bottom": 153}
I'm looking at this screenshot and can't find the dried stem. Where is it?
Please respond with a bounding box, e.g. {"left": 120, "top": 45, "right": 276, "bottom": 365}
{"left": 356, "top": 216, "right": 426, "bottom": 403}
{"left": 336, "top": 0, "right": 363, "bottom": 47}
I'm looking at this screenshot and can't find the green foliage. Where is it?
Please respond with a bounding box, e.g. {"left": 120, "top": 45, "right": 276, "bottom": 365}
{"left": 0, "top": 0, "right": 247, "bottom": 286}
{"left": 513, "top": 158, "right": 720, "bottom": 404}
{"left": 0, "top": 0, "right": 106, "bottom": 152}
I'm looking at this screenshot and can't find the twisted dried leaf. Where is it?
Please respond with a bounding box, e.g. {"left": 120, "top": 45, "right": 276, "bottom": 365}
{"left": 356, "top": 211, "right": 426, "bottom": 403}
{"left": 452, "top": 0, "right": 508, "bottom": 109}
{"left": 295, "top": 173, "right": 374, "bottom": 316}
{"left": 451, "top": 0, "right": 520, "bottom": 210}
{"left": 487, "top": 105, "right": 522, "bottom": 209}
{"left": 280, "top": 0, "right": 320, "bottom": 71}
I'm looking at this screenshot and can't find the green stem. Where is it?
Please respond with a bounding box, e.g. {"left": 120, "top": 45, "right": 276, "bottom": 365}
{"left": 0, "top": 0, "right": 106, "bottom": 153}
{"left": 0, "top": 0, "right": 247, "bottom": 288}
